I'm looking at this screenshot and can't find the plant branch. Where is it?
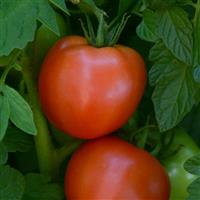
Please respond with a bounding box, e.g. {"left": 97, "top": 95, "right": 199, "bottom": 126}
{"left": 21, "top": 55, "right": 56, "bottom": 177}
{"left": 21, "top": 54, "right": 82, "bottom": 179}
{"left": 55, "top": 140, "right": 83, "bottom": 168}
{"left": 0, "top": 51, "right": 21, "bottom": 85}
{"left": 0, "top": 65, "right": 13, "bottom": 85}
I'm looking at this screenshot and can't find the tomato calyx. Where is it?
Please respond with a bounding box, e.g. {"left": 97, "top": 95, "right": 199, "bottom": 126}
{"left": 70, "top": 0, "right": 130, "bottom": 47}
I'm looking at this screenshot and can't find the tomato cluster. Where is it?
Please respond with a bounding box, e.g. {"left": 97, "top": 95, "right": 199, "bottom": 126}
{"left": 39, "top": 36, "right": 170, "bottom": 199}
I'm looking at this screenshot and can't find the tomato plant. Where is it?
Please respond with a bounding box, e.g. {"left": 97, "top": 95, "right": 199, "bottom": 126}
{"left": 1, "top": 0, "right": 200, "bottom": 199}
{"left": 39, "top": 36, "right": 146, "bottom": 139}
{"left": 65, "top": 136, "right": 170, "bottom": 199}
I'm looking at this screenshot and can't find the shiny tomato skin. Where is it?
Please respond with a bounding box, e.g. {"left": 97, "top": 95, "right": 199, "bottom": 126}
{"left": 39, "top": 36, "right": 146, "bottom": 139}
{"left": 65, "top": 136, "right": 170, "bottom": 200}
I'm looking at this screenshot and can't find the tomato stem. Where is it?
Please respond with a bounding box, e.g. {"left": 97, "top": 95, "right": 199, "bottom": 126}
{"left": 55, "top": 140, "right": 83, "bottom": 169}
{"left": 70, "top": 0, "right": 130, "bottom": 47}
{"left": 21, "top": 55, "right": 57, "bottom": 177}
{"left": 79, "top": 18, "right": 91, "bottom": 42}
{"left": 130, "top": 125, "right": 157, "bottom": 142}
{"left": 108, "top": 14, "right": 131, "bottom": 46}
{"left": 96, "top": 12, "right": 106, "bottom": 47}
{"left": 0, "top": 51, "right": 21, "bottom": 85}
{"left": 21, "top": 53, "right": 82, "bottom": 179}
{"left": 85, "top": 14, "right": 95, "bottom": 43}
{"left": 0, "top": 65, "right": 13, "bottom": 85}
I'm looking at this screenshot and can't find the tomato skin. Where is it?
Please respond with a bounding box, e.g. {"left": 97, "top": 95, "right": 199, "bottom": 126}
{"left": 162, "top": 129, "right": 199, "bottom": 200}
{"left": 65, "top": 136, "right": 170, "bottom": 200}
{"left": 39, "top": 36, "right": 146, "bottom": 139}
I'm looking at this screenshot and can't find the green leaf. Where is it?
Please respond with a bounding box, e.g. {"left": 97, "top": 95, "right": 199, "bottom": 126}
{"left": 182, "top": 104, "right": 200, "bottom": 146}
{"left": 0, "top": 165, "right": 25, "bottom": 200}
{"left": 184, "top": 153, "right": 200, "bottom": 176}
{"left": 49, "top": 0, "right": 70, "bottom": 15}
{"left": 4, "top": 85, "right": 37, "bottom": 136}
{"left": 0, "top": 0, "right": 38, "bottom": 56}
{"left": 153, "top": 64, "right": 196, "bottom": 131}
{"left": 193, "top": 2, "right": 200, "bottom": 66}
{"left": 0, "top": 88, "right": 10, "bottom": 141}
{"left": 3, "top": 126, "right": 34, "bottom": 152}
{"left": 148, "top": 0, "right": 177, "bottom": 10}
{"left": 0, "top": 49, "right": 19, "bottom": 67}
{"left": 176, "top": 0, "right": 194, "bottom": 5}
{"left": 193, "top": 65, "right": 200, "bottom": 83}
{"left": 136, "top": 21, "right": 157, "bottom": 43}
{"left": 118, "top": 0, "right": 138, "bottom": 16}
{"left": 0, "top": 143, "right": 8, "bottom": 165}
{"left": 149, "top": 41, "right": 174, "bottom": 85}
{"left": 136, "top": 9, "right": 159, "bottom": 42}
{"left": 187, "top": 177, "right": 200, "bottom": 200}
{"left": 157, "top": 7, "right": 193, "bottom": 65}
{"left": 12, "top": 63, "right": 22, "bottom": 71}
{"left": 22, "top": 173, "right": 64, "bottom": 200}
{"left": 35, "top": 0, "right": 59, "bottom": 36}
{"left": 150, "top": 42, "right": 198, "bottom": 131}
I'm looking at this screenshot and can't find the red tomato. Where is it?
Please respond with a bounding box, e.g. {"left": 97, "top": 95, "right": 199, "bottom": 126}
{"left": 65, "top": 136, "right": 170, "bottom": 200}
{"left": 39, "top": 36, "right": 146, "bottom": 139}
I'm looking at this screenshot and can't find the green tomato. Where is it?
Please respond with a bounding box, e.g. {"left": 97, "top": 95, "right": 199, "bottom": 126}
{"left": 162, "top": 128, "right": 199, "bottom": 200}
{"left": 34, "top": 13, "right": 70, "bottom": 67}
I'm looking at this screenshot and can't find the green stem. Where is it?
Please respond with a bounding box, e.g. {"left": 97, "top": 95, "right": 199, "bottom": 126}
{"left": 21, "top": 56, "right": 56, "bottom": 177}
{"left": 0, "top": 51, "right": 21, "bottom": 85}
{"left": 79, "top": 18, "right": 91, "bottom": 42}
{"left": 85, "top": 14, "right": 95, "bottom": 43}
{"left": 130, "top": 125, "right": 157, "bottom": 142}
{"left": 21, "top": 55, "right": 82, "bottom": 179}
{"left": 132, "top": 11, "right": 142, "bottom": 17}
{"left": 136, "top": 116, "right": 151, "bottom": 149}
{"left": 188, "top": 2, "right": 197, "bottom": 8}
{"left": 77, "top": 0, "right": 106, "bottom": 22}
{"left": 55, "top": 140, "right": 83, "bottom": 168}
{"left": 150, "top": 142, "right": 162, "bottom": 156}
{"left": 96, "top": 13, "right": 105, "bottom": 47}
{"left": 70, "top": 0, "right": 107, "bottom": 47}
{"left": 109, "top": 14, "right": 131, "bottom": 46}
{"left": 0, "top": 65, "right": 13, "bottom": 84}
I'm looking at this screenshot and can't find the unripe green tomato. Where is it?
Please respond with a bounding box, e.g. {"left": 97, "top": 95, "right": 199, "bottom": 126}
{"left": 162, "top": 129, "right": 199, "bottom": 200}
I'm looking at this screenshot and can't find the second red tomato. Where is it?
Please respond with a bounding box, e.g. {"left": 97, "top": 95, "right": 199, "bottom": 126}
{"left": 39, "top": 36, "right": 146, "bottom": 139}
{"left": 65, "top": 136, "right": 170, "bottom": 199}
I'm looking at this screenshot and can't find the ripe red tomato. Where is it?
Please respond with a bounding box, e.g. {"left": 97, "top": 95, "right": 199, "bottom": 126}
{"left": 39, "top": 36, "right": 146, "bottom": 139}
{"left": 65, "top": 136, "right": 170, "bottom": 200}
